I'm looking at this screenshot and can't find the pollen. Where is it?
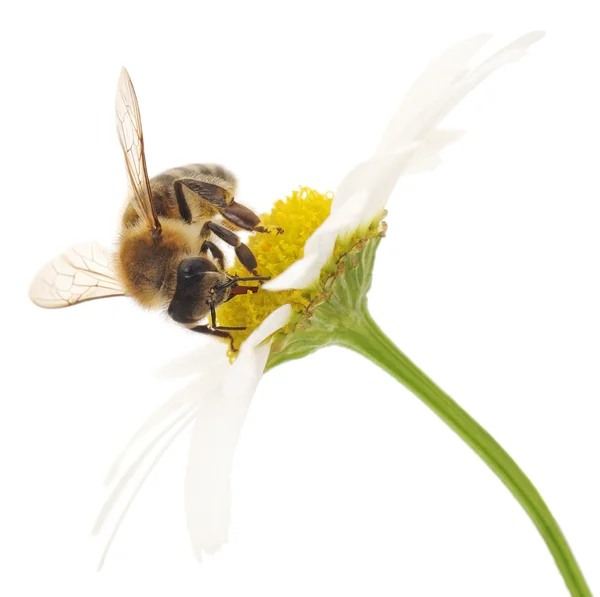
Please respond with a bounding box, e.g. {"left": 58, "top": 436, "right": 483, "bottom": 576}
{"left": 216, "top": 187, "right": 333, "bottom": 352}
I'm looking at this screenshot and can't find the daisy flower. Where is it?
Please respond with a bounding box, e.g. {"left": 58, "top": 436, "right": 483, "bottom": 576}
{"left": 95, "top": 32, "right": 592, "bottom": 596}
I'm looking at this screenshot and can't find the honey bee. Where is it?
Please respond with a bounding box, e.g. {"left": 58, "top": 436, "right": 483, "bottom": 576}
{"left": 29, "top": 68, "right": 281, "bottom": 349}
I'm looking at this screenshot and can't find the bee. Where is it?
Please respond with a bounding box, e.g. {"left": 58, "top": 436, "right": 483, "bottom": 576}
{"left": 29, "top": 68, "right": 281, "bottom": 349}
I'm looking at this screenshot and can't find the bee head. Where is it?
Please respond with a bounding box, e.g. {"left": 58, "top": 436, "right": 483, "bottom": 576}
{"left": 167, "top": 257, "right": 231, "bottom": 324}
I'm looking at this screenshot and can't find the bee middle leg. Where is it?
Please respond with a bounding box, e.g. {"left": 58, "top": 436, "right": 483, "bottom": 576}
{"left": 201, "top": 222, "right": 259, "bottom": 276}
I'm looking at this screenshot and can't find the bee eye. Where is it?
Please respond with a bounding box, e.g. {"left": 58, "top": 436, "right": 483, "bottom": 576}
{"left": 183, "top": 264, "right": 192, "bottom": 275}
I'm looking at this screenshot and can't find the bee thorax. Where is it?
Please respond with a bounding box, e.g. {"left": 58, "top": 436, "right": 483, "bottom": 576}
{"left": 116, "top": 219, "right": 200, "bottom": 309}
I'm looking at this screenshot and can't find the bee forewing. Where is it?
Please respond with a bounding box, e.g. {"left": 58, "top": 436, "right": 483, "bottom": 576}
{"left": 115, "top": 68, "right": 160, "bottom": 233}
{"left": 29, "top": 242, "right": 124, "bottom": 308}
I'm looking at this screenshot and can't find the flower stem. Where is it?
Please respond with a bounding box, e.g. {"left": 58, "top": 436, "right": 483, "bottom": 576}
{"left": 337, "top": 306, "right": 591, "bottom": 597}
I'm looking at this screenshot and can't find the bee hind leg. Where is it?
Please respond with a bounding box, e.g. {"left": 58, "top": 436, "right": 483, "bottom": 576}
{"left": 202, "top": 222, "right": 259, "bottom": 276}
{"left": 175, "top": 178, "right": 283, "bottom": 234}
{"left": 221, "top": 200, "right": 283, "bottom": 235}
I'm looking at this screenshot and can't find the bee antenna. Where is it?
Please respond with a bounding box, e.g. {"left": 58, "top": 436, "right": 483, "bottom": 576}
{"left": 233, "top": 276, "right": 271, "bottom": 283}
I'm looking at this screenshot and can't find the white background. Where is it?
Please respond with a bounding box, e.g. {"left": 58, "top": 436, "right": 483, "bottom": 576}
{"left": 1, "top": 1, "right": 599, "bottom": 595}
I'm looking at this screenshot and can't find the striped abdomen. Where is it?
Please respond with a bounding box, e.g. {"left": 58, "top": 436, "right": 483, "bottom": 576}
{"left": 121, "top": 163, "right": 237, "bottom": 229}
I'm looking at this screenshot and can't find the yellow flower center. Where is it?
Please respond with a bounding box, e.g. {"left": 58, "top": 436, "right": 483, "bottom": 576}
{"left": 216, "top": 187, "right": 333, "bottom": 352}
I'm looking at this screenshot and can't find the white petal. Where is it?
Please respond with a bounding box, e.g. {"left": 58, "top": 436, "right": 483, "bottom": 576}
{"left": 403, "top": 129, "right": 465, "bottom": 175}
{"left": 242, "top": 304, "right": 293, "bottom": 350}
{"left": 93, "top": 368, "right": 227, "bottom": 570}
{"left": 102, "top": 366, "right": 218, "bottom": 486}
{"left": 95, "top": 406, "right": 200, "bottom": 570}
{"left": 265, "top": 32, "right": 544, "bottom": 291}
{"left": 95, "top": 305, "right": 291, "bottom": 567}
{"left": 156, "top": 342, "right": 228, "bottom": 379}
{"left": 262, "top": 253, "right": 324, "bottom": 291}
{"left": 184, "top": 305, "right": 291, "bottom": 560}
{"left": 374, "top": 34, "right": 492, "bottom": 157}
{"left": 265, "top": 149, "right": 415, "bottom": 290}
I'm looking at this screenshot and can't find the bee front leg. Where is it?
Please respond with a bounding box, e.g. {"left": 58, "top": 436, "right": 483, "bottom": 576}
{"left": 201, "top": 222, "right": 259, "bottom": 276}
{"left": 188, "top": 304, "right": 246, "bottom": 352}
{"left": 209, "top": 302, "right": 246, "bottom": 332}
{"left": 189, "top": 325, "right": 237, "bottom": 352}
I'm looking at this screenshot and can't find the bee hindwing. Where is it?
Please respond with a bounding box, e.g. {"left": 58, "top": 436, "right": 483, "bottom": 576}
{"left": 29, "top": 242, "right": 124, "bottom": 308}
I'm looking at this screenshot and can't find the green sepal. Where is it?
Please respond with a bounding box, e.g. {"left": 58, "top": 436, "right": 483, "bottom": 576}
{"left": 266, "top": 234, "right": 382, "bottom": 370}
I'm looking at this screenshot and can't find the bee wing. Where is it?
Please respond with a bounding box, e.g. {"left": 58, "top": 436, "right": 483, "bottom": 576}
{"left": 29, "top": 242, "right": 125, "bottom": 308}
{"left": 115, "top": 68, "right": 161, "bottom": 234}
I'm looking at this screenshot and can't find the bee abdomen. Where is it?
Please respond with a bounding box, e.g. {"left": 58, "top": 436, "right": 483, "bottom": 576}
{"left": 123, "top": 164, "right": 238, "bottom": 229}
{"left": 160, "top": 164, "right": 237, "bottom": 194}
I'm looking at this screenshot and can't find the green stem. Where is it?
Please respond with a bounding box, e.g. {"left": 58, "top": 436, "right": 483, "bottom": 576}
{"left": 337, "top": 306, "right": 592, "bottom": 597}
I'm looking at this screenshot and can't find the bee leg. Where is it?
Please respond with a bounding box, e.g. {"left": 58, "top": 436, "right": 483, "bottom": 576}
{"left": 221, "top": 200, "right": 284, "bottom": 235}
{"left": 173, "top": 180, "right": 193, "bottom": 224}
{"left": 228, "top": 285, "right": 260, "bottom": 296}
{"left": 209, "top": 303, "right": 246, "bottom": 332}
{"left": 175, "top": 178, "right": 281, "bottom": 234}
{"left": 177, "top": 179, "right": 229, "bottom": 212}
{"left": 200, "top": 240, "right": 225, "bottom": 270}
{"left": 189, "top": 325, "right": 238, "bottom": 352}
{"left": 202, "top": 222, "right": 259, "bottom": 276}
{"left": 223, "top": 286, "right": 260, "bottom": 302}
